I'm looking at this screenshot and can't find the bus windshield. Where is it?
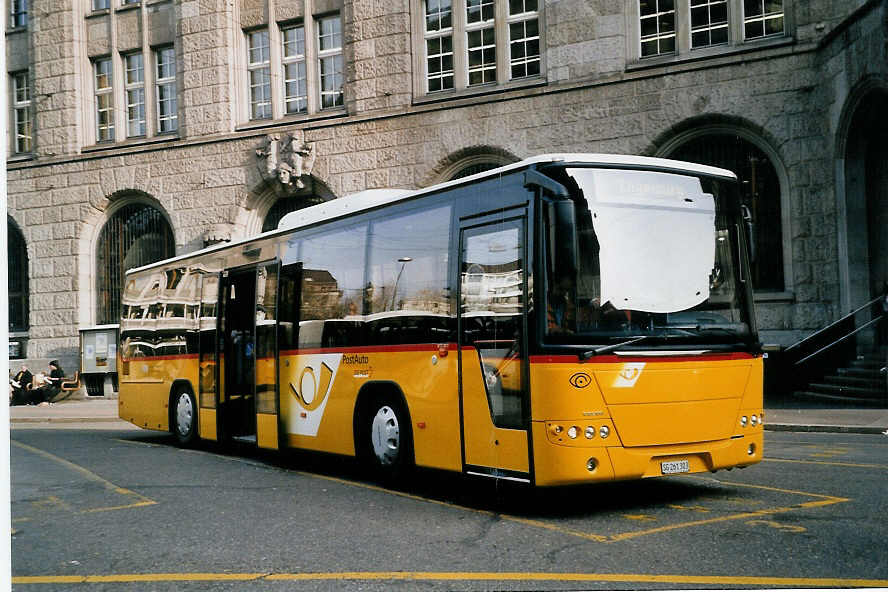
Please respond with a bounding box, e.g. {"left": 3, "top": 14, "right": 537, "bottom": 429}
{"left": 544, "top": 166, "right": 754, "bottom": 349}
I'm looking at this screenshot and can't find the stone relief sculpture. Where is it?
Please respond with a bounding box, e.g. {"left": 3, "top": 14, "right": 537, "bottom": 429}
{"left": 256, "top": 130, "right": 317, "bottom": 191}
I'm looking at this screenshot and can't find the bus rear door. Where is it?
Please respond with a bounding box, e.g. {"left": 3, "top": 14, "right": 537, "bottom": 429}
{"left": 458, "top": 215, "right": 531, "bottom": 483}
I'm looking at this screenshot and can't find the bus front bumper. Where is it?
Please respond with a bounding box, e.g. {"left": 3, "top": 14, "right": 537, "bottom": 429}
{"left": 531, "top": 423, "right": 763, "bottom": 487}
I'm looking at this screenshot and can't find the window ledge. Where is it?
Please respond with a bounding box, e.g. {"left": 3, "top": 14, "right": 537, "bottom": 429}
{"left": 413, "top": 76, "right": 547, "bottom": 106}
{"left": 627, "top": 36, "right": 796, "bottom": 72}
{"left": 6, "top": 25, "right": 28, "bottom": 34}
{"left": 753, "top": 290, "right": 794, "bottom": 303}
{"left": 116, "top": 3, "right": 141, "bottom": 13}
{"left": 234, "top": 109, "right": 348, "bottom": 133}
{"left": 86, "top": 9, "right": 111, "bottom": 19}
{"left": 7, "top": 153, "right": 35, "bottom": 164}
{"left": 82, "top": 134, "right": 179, "bottom": 153}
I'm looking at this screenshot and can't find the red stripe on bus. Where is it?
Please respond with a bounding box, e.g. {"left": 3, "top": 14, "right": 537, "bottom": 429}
{"left": 529, "top": 352, "right": 755, "bottom": 364}
{"left": 280, "top": 343, "right": 459, "bottom": 357}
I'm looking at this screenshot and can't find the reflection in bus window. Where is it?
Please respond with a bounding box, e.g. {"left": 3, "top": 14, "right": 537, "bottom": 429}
{"left": 299, "top": 223, "right": 368, "bottom": 322}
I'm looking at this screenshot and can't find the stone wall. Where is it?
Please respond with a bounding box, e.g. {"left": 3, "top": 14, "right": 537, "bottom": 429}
{"left": 7, "top": 0, "right": 888, "bottom": 362}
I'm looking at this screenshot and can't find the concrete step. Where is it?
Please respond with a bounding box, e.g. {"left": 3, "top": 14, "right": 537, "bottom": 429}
{"left": 808, "top": 382, "right": 885, "bottom": 398}
{"left": 850, "top": 359, "right": 884, "bottom": 371}
{"left": 836, "top": 367, "right": 884, "bottom": 379}
{"left": 822, "top": 375, "right": 883, "bottom": 389}
{"left": 792, "top": 390, "right": 888, "bottom": 407}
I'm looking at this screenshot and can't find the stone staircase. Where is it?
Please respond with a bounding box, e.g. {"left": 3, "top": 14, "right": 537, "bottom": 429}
{"left": 793, "top": 348, "right": 887, "bottom": 406}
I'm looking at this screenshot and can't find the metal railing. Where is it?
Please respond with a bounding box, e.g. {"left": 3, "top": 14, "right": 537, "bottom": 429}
{"left": 775, "top": 294, "right": 885, "bottom": 394}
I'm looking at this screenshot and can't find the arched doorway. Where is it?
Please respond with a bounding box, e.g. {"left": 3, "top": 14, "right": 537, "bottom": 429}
{"left": 841, "top": 87, "right": 888, "bottom": 310}
{"left": 95, "top": 201, "right": 175, "bottom": 324}
{"left": 664, "top": 132, "right": 786, "bottom": 292}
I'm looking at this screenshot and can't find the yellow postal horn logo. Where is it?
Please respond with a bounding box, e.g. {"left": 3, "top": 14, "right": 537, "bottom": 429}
{"left": 290, "top": 362, "right": 334, "bottom": 411}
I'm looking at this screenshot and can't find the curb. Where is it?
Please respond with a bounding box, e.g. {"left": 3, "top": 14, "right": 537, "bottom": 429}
{"left": 764, "top": 424, "right": 887, "bottom": 435}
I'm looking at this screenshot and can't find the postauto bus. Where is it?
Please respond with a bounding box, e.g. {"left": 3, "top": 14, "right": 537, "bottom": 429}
{"left": 118, "top": 154, "right": 763, "bottom": 486}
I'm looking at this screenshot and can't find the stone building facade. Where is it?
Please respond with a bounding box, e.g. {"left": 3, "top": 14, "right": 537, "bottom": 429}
{"left": 6, "top": 0, "right": 888, "bottom": 371}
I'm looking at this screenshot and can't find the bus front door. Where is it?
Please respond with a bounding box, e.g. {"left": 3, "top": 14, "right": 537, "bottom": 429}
{"left": 458, "top": 217, "right": 531, "bottom": 483}
{"left": 254, "top": 263, "right": 281, "bottom": 450}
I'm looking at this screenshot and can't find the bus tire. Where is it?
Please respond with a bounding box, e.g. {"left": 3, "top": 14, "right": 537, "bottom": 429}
{"left": 171, "top": 388, "right": 198, "bottom": 446}
{"left": 359, "top": 395, "right": 413, "bottom": 480}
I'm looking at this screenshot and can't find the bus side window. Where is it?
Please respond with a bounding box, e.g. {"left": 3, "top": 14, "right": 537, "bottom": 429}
{"left": 279, "top": 263, "right": 302, "bottom": 351}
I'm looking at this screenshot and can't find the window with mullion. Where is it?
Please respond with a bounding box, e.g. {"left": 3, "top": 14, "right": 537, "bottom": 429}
{"left": 467, "top": 27, "right": 496, "bottom": 85}
{"left": 10, "top": 0, "right": 27, "bottom": 28}
{"left": 317, "top": 16, "right": 344, "bottom": 109}
{"left": 124, "top": 52, "right": 146, "bottom": 137}
{"left": 743, "top": 0, "right": 783, "bottom": 39}
{"left": 690, "top": 0, "right": 728, "bottom": 47}
{"left": 155, "top": 47, "right": 178, "bottom": 133}
{"left": 639, "top": 0, "right": 675, "bottom": 57}
{"left": 508, "top": 0, "right": 539, "bottom": 80}
{"left": 466, "top": 0, "right": 496, "bottom": 86}
{"left": 94, "top": 58, "right": 114, "bottom": 142}
{"left": 248, "top": 29, "right": 272, "bottom": 119}
{"left": 466, "top": 0, "right": 494, "bottom": 24}
{"left": 466, "top": 0, "right": 496, "bottom": 87}
{"left": 12, "top": 72, "right": 32, "bottom": 153}
{"left": 282, "top": 25, "right": 308, "bottom": 114}
{"left": 92, "top": 0, "right": 109, "bottom": 10}
{"left": 424, "top": 0, "right": 454, "bottom": 92}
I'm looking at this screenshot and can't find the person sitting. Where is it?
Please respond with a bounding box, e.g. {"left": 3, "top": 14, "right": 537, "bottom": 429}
{"left": 30, "top": 360, "right": 64, "bottom": 405}
{"left": 9, "top": 364, "right": 32, "bottom": 406}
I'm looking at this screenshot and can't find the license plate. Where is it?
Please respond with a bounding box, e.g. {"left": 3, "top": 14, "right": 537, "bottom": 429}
{"left": 661, "top": 459, "right": 690, "bottom": 475}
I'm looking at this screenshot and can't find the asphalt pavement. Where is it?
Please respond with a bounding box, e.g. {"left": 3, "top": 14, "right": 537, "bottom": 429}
{"left": 8, "top": 396, "right": 888, "bottom": 434}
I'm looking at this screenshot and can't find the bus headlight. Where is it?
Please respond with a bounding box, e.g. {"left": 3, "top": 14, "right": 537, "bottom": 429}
{"left": 750, "top": 415, "right": 758, "bottom": 426}
{"left": 586, "top": 458, "right": 598, "bottom": 472}
{"left": 599, "top": 426, "right": 610, "bottom": 439}
{"left": 567, "top": 426, "right": 579, "bottom": 439}
{"left": 550, "top": 424, "right": 563, "bottom": 435}
{"left": 740, "top": 416, "right": 748, "bottom": 427}
{"left": 584, "top": 426, "right": 595, "bottom": 439}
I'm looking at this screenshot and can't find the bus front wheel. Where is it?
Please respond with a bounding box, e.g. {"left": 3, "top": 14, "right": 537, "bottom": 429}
{"left": 360, "top": 396, "right": 413, "bottom": 479}
{"left": 172, "top": 389, "right": 197, "bottom": 446}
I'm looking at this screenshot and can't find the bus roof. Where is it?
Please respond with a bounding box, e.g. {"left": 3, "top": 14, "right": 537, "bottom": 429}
{"left": 126, "top": 153, "right": 737, "bottom": 276}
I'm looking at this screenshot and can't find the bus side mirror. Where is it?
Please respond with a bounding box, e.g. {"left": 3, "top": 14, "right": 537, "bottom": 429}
{"left": 550, "top": 200, "right": 578, "bottom": 279}
{"left": 741, "top": 205, "right": 756, "bottom": 263}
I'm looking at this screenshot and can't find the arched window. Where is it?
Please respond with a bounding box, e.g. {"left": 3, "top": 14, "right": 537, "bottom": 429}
{"left": 668, "top": 134, "right": 784, "bottom": 291}
{"left": 96, "top": 202, "right": 175, "bottom": 324}
{"left": 259, "top": 179, "right": 336, "bottom": 233}
{"left": 449, "top": 161, "right": 502, "bottom": 180}
{"left": 262, "top": 195, "right": 327, "bottom": 232}
{"left": 8, "top": 218, "right": 29, "bottom": 332}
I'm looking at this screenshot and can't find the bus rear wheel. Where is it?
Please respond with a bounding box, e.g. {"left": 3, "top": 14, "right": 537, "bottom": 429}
{"left": 360, "top": 396, "right": 413, "bottom": 479}
{"left": 172, "top": 389, "right": 197, "bottom": 446}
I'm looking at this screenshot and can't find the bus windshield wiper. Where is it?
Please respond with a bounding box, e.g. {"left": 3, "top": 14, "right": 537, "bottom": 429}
{"left": 654, "top": 324, "right": 748, "bottom": 338}
{"left": 580, "top": 336, "right": 648, "bottom": 360}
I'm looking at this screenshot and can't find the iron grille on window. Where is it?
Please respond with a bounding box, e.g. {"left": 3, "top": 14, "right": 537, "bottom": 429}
{"left": 96, "top": 203, "right": 175, "bottom": 324}
{"left": 669, "top": 134, "right": 784, "bottom": 291}
{"left": 8, "top": 220, "right": 29, "bottom": 332}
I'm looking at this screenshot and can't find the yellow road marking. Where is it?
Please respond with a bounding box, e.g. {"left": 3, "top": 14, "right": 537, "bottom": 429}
{"left": 12, "top": 571, "right": 888, "bottom": 587}
{"left": 289, "top": 467, "right": 849, "bottom": 545}
{"left": 622, "top": 514, "right": 657, "bottom": 521}
{"left": 11, "top": 440, "right": 157, "bottom": 515}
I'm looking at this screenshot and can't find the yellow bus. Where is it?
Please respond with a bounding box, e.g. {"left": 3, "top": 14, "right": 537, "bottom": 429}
{"left": 118, "top": 154, "right": 763, "bottom": 486}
